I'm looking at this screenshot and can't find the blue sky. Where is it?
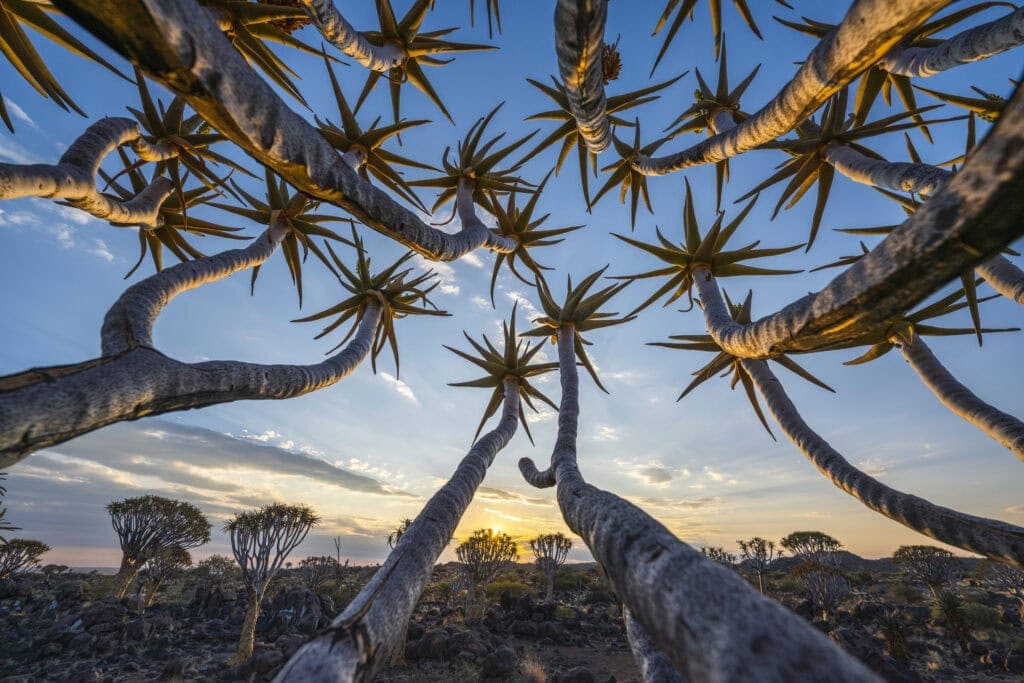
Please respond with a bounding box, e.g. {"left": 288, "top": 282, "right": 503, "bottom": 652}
{"left": 1, "top": 1, "right": 1022, "bottom": 567}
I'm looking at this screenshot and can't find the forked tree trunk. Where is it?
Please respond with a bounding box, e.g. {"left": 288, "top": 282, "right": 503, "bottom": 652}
{"left": 231, "top": 589, "right": 264, "bottom": 665}
{"left": 275, "top": 379, "right": 520, "bottom": 682}
{"left": 544, "top": 566, "right": 556, "bottom": 602}
{"left": 144, "top": 577, "right": 165, "bottom": 608}
{"left": 899, "top": 334, "right": 1024, "bottom": 462}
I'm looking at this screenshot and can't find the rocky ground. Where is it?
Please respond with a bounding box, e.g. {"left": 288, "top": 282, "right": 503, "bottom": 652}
{"left": 0, "top": 559, "right": 1022, "bottom": 682}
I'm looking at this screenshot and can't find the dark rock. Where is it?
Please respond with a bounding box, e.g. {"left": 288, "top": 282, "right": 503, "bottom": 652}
{"left": 275, "top": 633, "right": 307, "bottom": 659}
{"left": 125, "top": 619, "right": 153, "bottom": 642}
{"left": 249, "top": 649, "right": 284, "bottom": 674}
{"left": 406, "top": 621, "right": 424, "bottom": 640}
{"left": 81, "top": 601, "right": 127, "bottom": 629}
{"left": 444, "top": 630, "right": 488, "bottom": 660}
{"left": 1006, "top": 654, "right": 1024, "bottom": 675}
{"left": 413, "top": 628, "right": 449, "bottom": 660}
{"left": 481, "top": 645, "right": 516, "bottom": 677}
{"left": 555, "top": 666, "right": 597, "bottom": 683}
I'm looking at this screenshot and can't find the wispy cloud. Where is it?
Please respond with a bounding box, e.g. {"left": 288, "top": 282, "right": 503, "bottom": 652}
{"left": 413, "top": 254, "right": 459, "bottom": 295}
{"left": 3, "top": 98, "right": 37, "bottom": 129}
{"left": 0, "top": 133, "right": 40, "bottom": 164}
{"left": 460, "top": 252, "right": 484, "bottom": 268}
{"left": 592, "top": 424, "right": 620, "bottom": 442}
{"left": 617, "top": 458, "right": 689, "bottom": 487}
{"left": 380, "top": 372, "right": 419, "bottom": 404}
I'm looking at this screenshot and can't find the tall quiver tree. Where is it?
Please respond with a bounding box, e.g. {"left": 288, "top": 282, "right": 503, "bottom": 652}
{"left": 0, "top": 539, "right": 50, "bottom": 579}
{"left": 737, "top": 537, "right": 781, "bottom": 595}
{"left": 530, "top": 532, "right": 572, "bottom": 602}
{"left": 107, "top": 495, "right": 210, "bottom": 598}
{"left": 893, "top": 545, "right": 958, "bottom": 599}
{"left": 456, "top": 528, "right": 517, "bottom": 620}
{"left": 225, "top": 503, "right": 319, "bottom": 665}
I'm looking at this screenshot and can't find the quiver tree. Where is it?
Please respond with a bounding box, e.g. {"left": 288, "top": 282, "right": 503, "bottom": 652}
{"left": 0, "top": 539, "right": 50, "bottom": 579}
{"left": 736, "top": 537, "right": 781, "bottom": 594}
{"left": 0, "top": 474, "right": 17, "bottom": 542}
{"left": 279, "top": 311, "right": 552, "bottom": 680}
{"left": 299, "top": 555, "right": 342, "bottom": 589}
{"left": 980, "top": 559, "right": 1024, "bottom": 619}
{"left": 701, "top": 546, "right": 736, "bottom": 567}
{"left": 141, "top": 546, "right": 192, "bottom": 607}
{"left": 456, "top": 528, "right": 518, "bottom": 620}
{"left": 780, "top": 531, "right": 844, "bottom": 567}
{"left": 225, "top": 503, "right": 319, "bottom": 665}
{"left": 386, "top": 518, "right": 412, "bottom": 549}
{"left": 530, "top": 532, "right": 573, "bottom": 601}
{"left": 107, "top": 496, "right": 210, "bottom": 599}
{"left": 893, "top": 544, "right": 958, "bottom": 599}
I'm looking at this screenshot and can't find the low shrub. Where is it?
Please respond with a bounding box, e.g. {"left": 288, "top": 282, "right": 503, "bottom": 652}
{"left": 486, "top": 578, "right": 530, "bottom": 600}
{"left": 961, "top": 601, "right": 1002, "bottom": 629}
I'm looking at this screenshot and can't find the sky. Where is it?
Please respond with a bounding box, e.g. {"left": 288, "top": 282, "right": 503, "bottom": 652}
{"left": 1, "top": 1, "right": 1022, "bottom": 569}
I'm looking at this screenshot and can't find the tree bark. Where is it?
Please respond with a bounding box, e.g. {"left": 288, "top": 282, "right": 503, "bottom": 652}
{"left": 54, "top": 0, "right": 517, "bottom": 262}
{"left": 544, "top": 566, "right": 556, "bottom": 602}
{"left": 898, "top": 334, "right": 1024, "bottom": 462}
{"left": 976, "top": 255, "right": 1024, "bottom": 305}
{"left": 742, "top": 358, "right": 1024, "bottom": 565}
{"left": 299, "top": 0, "right": 406, "bottom": 72}
{"left": 823, "top": 144, "right": 950, "bottom": 195}
{"left": 623, "top": 608, "right": 687, "bottom": 683}
{"left": 517, "top": 326, "right": 880, "bottom": 682}
{"left": 0, "top": 117, "right": 174, "bottom": 227}
{"left": 144, "top": 577, "right": 164, "bottom": 608}
{"left": 231, "top": 589, "right": 264, "bottom": 665}
{"left": 111, "top": 555, "right": 141, "bottom": 599}
{"left": 634, "top": 0, "right": 951, "bottom": 175}
{"left": 275, "top": 378, "right": 521, "bottom": 682}
{"left": 554, "top": 0, "right": 610, "bottom": 153}
{"left": 880, "top": 8, "right": 1024, "bottom": 77}
{"left": 0, "top": 228, "right": 383, "bottom": 466}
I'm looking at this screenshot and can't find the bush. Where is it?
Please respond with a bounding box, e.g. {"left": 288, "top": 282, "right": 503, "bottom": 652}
{"left": 1010, "top": 638, "right": 1024, "bottom": 655}
{"left": 583, "top": 589, "right": 615, "bottom": 605}
{"left": 554, "top": 605, "right": 576, "bottom": 620}
{"left": 961, "top": 602, "right": 1002, "bottom": 629}
{"left": 486, "top": 578, "right": 530, "bottom": 600}
{"left": 553, "top": 567, "right": 593, "bottom": 592}
{"left": 318, "top": 579, "right": 360, "bottom": 611}
{"left": 888, "top": 581, "right": 923, "bottom": 604}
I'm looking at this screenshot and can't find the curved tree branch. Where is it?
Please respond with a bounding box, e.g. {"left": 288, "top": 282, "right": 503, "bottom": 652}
{"left": 684, "top": 85, "right": 1024, "bottom": 358}
{"left": 555, "top": 0, "right": 610, "bottom": 153}
{"left": 0, "top": 117, "right": 175, "bottom": 227}
{"left": 516, "top": 327, "right": 880, "bottom": 682}
{"left": 898, "top": 334, "right": 1024, "bottom": 462}
{"left": 299, "top": 0, "right": 406, "bottom": 72}
{"left": 742, "top": 358, "right": 1024, "bottom": 565}
{"left": 633, "top": 0, "right": 951, "bottom": 176}
{"left": 0, "top": 228, "right": 384, "bottom": 466}
{"left": 53, "top": 0, "right": 516, "bottom": 262}
{"left": 880, "top": 7, "right": 1024, "bottom": 77}
{"left": 275, "top": 378, "right": 520, "bottom": 682}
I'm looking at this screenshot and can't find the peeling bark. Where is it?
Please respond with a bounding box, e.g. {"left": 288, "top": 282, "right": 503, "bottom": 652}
{"left": 517, "top": 327, "right": 880, "bottom": 682}
{"left": 881, "top": 8, "right": 1024, "bottom": 77}
{"left": 555, "top": 0, "right": 610, "bottom": 153}
{"left": 634, "top": 0, "right": 952, "bottom": 175}
{"left": 275, "top": 379, "right": 520, "bottom": 682}
{"left": 0, "top": 117, "right": 174, "bottom": 227}
{"left": 742, "top": 358, "right": 1024, "bottom": 565}
{"left": 899, "top": 335, "right": 1024, "bottom": 462}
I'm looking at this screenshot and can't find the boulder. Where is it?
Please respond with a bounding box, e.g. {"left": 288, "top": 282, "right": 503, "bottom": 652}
{"left": 481, "top": 645, "right": 516, "bottom": 678}
{"left": 81, "top": 601, "right": 127, "bottom": 629}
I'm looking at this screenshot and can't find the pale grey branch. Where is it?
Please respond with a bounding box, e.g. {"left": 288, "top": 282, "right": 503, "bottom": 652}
{"left": 0, "top": 117, "right": 174, "bottom": 227}
{"left": 977, "top": 254, "right": 1024, "bottom": 304}
{"left": 275, "top": 379, "right": 520, "bottom": 682}
{"left": 633, "top": 0, "right": 950, "bottom": 175}
{"left": 881, "top": 8, "right": 1024, "bottom": 77}
{"left": 299, "top": 0, "right": 406, "bottom": 72}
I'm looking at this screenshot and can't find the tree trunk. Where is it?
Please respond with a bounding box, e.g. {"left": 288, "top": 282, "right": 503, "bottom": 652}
{"left": 623, "top": 608, "right": 687, "bottom": 683}
{"left": 145, "top": 577, "right": 165, "bottom": 607}
{"left": 741, "top": 358, "right": 1024, "bottom": 565}
{"left": 757, "top": 571, "right": 766, "bottom": 595}
{"left": 554, "top": 0, "right": 611, "bottom": 153}
{"left": 516, "top": 326, "right": 880, "bottom": 682}
{"left": 231, "top": 590, "right": 263, "bottom": 665}
{"left": 899, "top": 334, "right": 1024, "bottom": 462}
{"left": 275, "top": 379, "right": 521, "bottom": 682}
{"left": 823, "top": 143, "right": 950, "bottom": 195}
{"left": 544, "top": 567, "right": 556, "bottom": 603}
{"left": 110, "top": 555, "right": 141, "bottom": 599}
